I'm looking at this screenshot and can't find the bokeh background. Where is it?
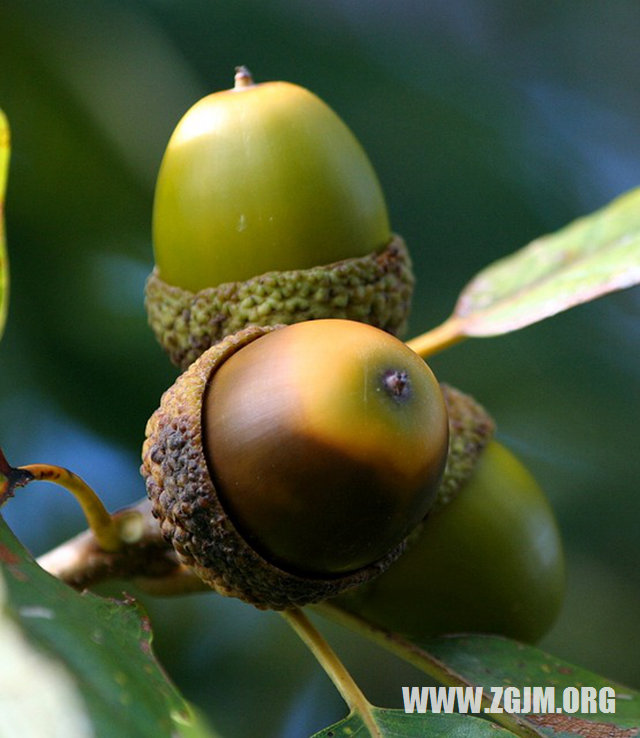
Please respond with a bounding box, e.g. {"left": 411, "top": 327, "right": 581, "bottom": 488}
{"left": 1, "top": 2, "right": 639, "bottom": 736}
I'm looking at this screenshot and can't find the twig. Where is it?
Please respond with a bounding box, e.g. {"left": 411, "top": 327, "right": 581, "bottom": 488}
{"left": 36, "top": 498, "right": 206, "bottom": 593}
{"left": 282, "top": 608, "right": 382, "bottom": 737}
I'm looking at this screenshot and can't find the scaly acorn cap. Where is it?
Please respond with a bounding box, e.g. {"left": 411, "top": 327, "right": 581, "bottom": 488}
{"left": 145, "top": 234, "right": 413, "bottom": 371}
{"left": 434, "top": 384, "right": 495, "bottom": 512}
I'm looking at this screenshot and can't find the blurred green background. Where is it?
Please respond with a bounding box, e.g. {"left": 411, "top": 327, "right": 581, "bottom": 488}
{"left": 1, "top": 1, "right": 639, "bottom": 736}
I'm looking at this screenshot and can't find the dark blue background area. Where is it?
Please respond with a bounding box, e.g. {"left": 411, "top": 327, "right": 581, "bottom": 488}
{"left": 1, "top": 2, "right": 638, "bottom": 736}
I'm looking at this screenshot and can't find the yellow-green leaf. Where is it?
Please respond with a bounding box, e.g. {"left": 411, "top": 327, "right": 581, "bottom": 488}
{"left": 0, "top": 110, "right": 9, "bottom": 341}
{"left": 456, "top": 187, "right": 640, "bottom": 336}
{"left": 408, "top": 187, "right": 640, "bottom": 358}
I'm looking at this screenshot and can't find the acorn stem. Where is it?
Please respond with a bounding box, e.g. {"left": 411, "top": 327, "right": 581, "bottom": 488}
{"left": 17, "top": 463, "right": 123, "bottom": 552}
{"left": 405, "top": 315, "right": 466, "bottom": 358}
{"left": 281, "top": 608, "right": 382, "bottom": 737}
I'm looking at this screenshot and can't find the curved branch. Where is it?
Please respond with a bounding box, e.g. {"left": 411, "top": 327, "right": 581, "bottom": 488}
{"left": 36, "top": 498, "right": 207, "bottom": 594}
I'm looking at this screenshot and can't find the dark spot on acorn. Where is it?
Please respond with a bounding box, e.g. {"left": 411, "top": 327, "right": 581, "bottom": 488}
{"left": 381, "top": 369, "right": 411, "bottom": 401}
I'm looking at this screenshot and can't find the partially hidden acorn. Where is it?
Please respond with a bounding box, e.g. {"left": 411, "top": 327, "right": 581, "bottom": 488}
{"left": 141, "top": 319, "right": 449, "bottom": 609}
{"left": 334, "top": 440, "right": 565, "bottom": 643}
{"left": 146, "top": 67, "right": 414, "bottom": 370}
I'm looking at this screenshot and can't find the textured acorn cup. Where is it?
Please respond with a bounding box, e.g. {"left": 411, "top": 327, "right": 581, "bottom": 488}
{"left": 146, "top": 68, "right": 414, "bottom": 370}
{"left": 141, "top": 319, "right": 449, "bottom": 609}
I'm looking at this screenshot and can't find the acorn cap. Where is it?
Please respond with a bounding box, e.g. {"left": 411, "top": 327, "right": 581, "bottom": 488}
{"left": 145, "top": 234, "right": 413, "bottom": 370}
{"left": 434, "top": 384, "right": 495, "bottom": 511}
{"left": 141, "top": 324, "right": 409, "bottom": 609}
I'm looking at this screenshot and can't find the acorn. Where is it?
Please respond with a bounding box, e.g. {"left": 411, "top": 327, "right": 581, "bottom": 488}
{"left": 334, "top": 440, "right": 565, "bottom": 643}
{"left": 141, "top": 319, "right": 449, "bottom": 609}
{"left": 146, "top": 67, "right": 414, "bottom": 370}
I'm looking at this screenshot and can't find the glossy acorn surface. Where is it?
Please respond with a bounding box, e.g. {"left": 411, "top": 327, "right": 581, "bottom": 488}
{"left": 152, "top": 69, "right": 391, "bottom": 293}
{"left": 204, "top": 319, "right": 449, "bottom": 577}
{"left": 335, "top": 441, "right": 565, "bottom": 642}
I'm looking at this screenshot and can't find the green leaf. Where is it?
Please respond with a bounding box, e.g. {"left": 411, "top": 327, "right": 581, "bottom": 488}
{"left": 455, "top": 187, "right": 640, "bottom": 336}
{"left": 0, "top": 110, "right": 9, "bottom": 341}
{"left": 422, "top": 635, "right": 640, "bottom": 734}
{"left": 0, "top": 514, "right": 217, "bottom": 738}
{"left": 319, "top": 605, "right": 639, "bottom": 737}
{"left": 312, "top": 706, "right": 518, "bottom": 737}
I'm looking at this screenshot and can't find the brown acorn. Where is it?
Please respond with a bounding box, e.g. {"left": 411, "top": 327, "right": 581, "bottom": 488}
{"left": 141, "top": 319, "right": 449, "bottom": 609}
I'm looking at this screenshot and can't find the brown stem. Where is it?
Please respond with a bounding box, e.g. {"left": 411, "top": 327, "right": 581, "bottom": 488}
{"left": 36, "top": 498, "right": 206, "bottom": 594}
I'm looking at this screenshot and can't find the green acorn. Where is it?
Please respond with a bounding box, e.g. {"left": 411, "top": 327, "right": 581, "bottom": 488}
{"left": 146, "top": 68, "right": 414, "bottom": 370}
{"left": 334, "top": 440, "right": 565, "bottom": 643}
